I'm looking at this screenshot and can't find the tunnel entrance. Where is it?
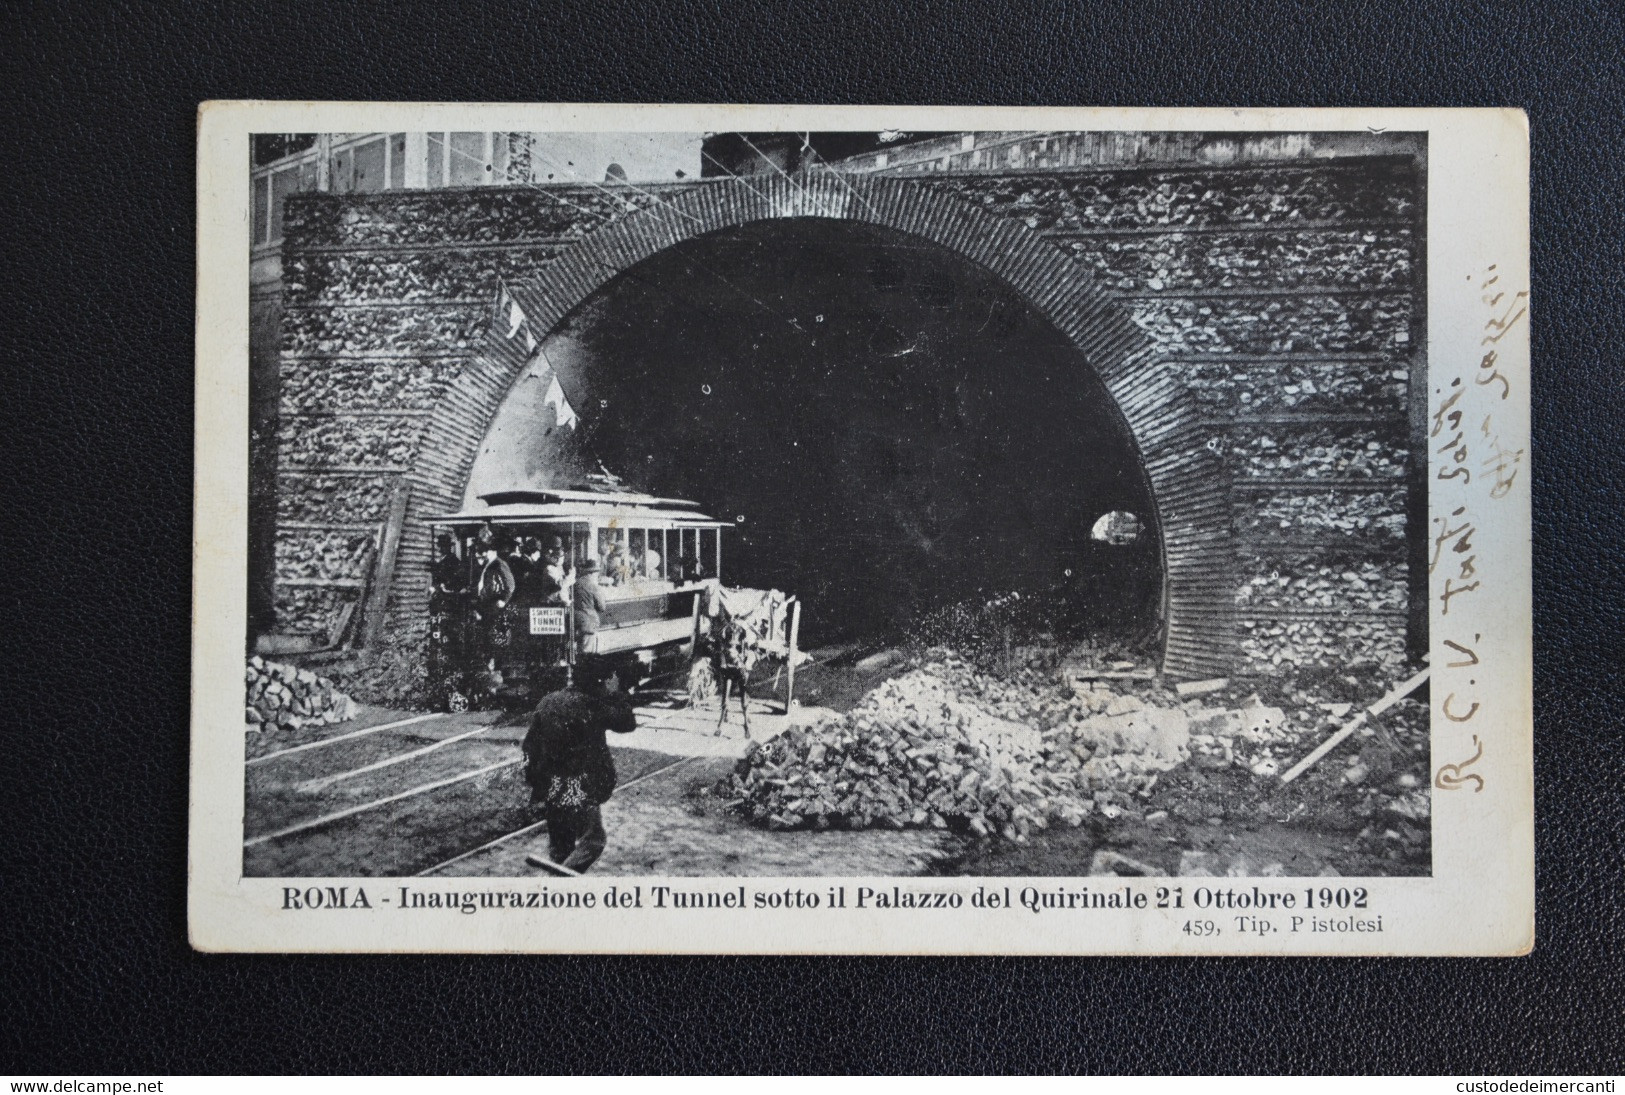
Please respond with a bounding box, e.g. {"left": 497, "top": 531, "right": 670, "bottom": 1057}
{"left": 467, "top": 218, "right": 1164, "bottom": 651}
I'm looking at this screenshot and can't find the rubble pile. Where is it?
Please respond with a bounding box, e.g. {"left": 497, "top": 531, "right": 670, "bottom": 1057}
{"left": 1337, "top": 695, "right": 1432, "bottom": 836}
{"left": 245, "top": 656, "right": 359, "bottom": 732}
{"left": 906, "top": 594, "right": 1157, "bottom": 677}
{"left": 730, "top": 639, "right": 1436, "bottom": 855}
{"left": 729, "top": 650, "right": 1212, "bottom": 840}
{"left": 1185, "top": 672, "right": 1432, "bottom": 824}
{"left": 907, "top": 594, "right": 1029, "bottom": 671}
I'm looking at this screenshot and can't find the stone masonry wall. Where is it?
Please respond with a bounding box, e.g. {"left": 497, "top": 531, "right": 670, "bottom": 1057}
{"left": 274, "top": 187, "right": 651, "bottom": 637}
{"left": 919, "top": 156, "right": 1423, "bottom": 673}
{"left": 272, "top": 152, "right": 1422, "bottom": 685}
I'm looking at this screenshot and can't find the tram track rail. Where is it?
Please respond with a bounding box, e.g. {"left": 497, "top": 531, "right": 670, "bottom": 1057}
{"left": 244, "top": 758, "right": 520, "bottom": 848}
{"left": 243, "top": 660, "right": 815, "bottom": 861}
{"left": 413, "top": 754, "right": 701, "bottom": 877}
{"left": 295, "top": 721, "right": 496, "bottom": 793}
{"left": 247, "top": 727, "right": 707, "bottom": 856}
{"left": 247, "top": 712, "right": 449, "bottom": 766}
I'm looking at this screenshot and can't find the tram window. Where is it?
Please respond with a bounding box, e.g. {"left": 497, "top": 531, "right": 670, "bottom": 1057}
{"left": 628, "top": 528, "right": 646, "bottom": 578}
{"left": 700, "top": 528, "right": 718, "bottom": 579}
{"left": 596, "top": 527, "right": 630, "bottom": 584}
{"left": 641, "top": 529, "right": 663, "bottom": 579}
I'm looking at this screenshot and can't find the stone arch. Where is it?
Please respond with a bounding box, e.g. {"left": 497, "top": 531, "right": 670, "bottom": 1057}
{"left": 402, "top": 172, "right": 1237, "bottom": 678}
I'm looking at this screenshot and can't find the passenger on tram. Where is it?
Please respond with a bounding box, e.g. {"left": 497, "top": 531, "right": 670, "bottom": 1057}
{"left": 572, "top": 557, "right": 607, "bottom": 651}
{"left": 607, "top": 544, "right": 631, "bottom": 587}
{"left": 679, "top": 551, "right": 705, "bottom": 583}
{"left": 473, "top": 534, "right": 515, "bottom": 618}
{"left": 431, "top": 533, "right": 466, "bottom": 597}
{"left": 543, "top": 538, "right": 569, "bottom": 604}
{"left": 505, "top": 533, "right": 529, "bottom": 587}
{"left": 514, "top": 537, "right": 558, "bottom": 606}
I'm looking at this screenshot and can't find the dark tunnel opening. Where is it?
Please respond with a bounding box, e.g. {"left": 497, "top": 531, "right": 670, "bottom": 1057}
{"left": 483, "top": 219, "right": 1164, "bottom": 650}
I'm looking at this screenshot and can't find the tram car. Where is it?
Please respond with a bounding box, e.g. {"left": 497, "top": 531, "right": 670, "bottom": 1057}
{"left": 425, "top": 487, "right": 729, "bottom": 710}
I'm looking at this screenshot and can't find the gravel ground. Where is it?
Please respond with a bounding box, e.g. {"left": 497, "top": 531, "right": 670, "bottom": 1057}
{"left": 241, "top": 652, "right": 1429, "bottom": 879}
{"left": 243, "top": 693, "right": 956, "bottom": 879}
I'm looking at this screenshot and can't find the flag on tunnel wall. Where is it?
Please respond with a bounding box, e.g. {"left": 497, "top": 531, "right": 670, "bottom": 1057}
{"left": 537, "top": 347, "right": 578, "bottom": 431}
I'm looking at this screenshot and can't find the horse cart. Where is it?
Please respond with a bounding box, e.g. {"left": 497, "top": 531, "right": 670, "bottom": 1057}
{"left": 424, "top": 487, "right": 797, "bottom": 711}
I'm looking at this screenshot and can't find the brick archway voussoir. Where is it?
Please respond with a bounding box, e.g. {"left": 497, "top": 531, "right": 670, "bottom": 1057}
{"left": 404, "top": 173, "right": 1237, "bottom": 678}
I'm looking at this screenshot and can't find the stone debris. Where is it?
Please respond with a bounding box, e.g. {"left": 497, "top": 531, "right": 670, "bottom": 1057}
{"left": 1177, "top": 850, "right": 1218, "bottom": 876}
{"left": 854, "top": 648, "right": 904, "bottom": 673}
{"left": 730, "top": 642, "right": 1433, "bottom": 870}
{"left": 729, "top": 649, "right": 1230, "bottom": 841}
{"left": 1089, "top": 850, "right": 1165, "bottom": 877}
{"left": 245, "top": 655, "right": 358, "bottom": 732}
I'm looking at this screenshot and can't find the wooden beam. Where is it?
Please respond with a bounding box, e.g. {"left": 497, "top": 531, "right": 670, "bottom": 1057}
{"left": 689, "top": 588, "right": 704, "bottom": 663}
{"left": 525, "top": 853, "right": 583, "bottom": 877}
{"left": 1279, "top": 667, "right": 1430, "bottom": 785}
{"left": 784, "top": 598, "right": 802, "bottom": 714}
{"left": 360, "top": 480, "right": 411, "bottom": 648}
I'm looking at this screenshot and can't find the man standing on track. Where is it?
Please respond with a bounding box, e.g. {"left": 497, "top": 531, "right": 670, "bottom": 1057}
{"left": 521, "top": 657, "right": 637, "bottom": 874}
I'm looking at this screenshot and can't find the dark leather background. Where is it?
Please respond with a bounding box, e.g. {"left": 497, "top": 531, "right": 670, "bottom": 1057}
{"left": 2, "top": 0, "right": 1620, "bottom": 1075}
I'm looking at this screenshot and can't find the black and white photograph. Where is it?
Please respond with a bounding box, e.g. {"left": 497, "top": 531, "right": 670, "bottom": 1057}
{"left": 190, "top": 104, "right": 1529, "bottom": 954}
{"left": 241, "top": 124, "right": 1433, "bottom": 881}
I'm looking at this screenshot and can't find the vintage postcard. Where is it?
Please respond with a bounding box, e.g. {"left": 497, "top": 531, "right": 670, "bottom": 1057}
{"left": 191, "top": 103, "right": 1531, "bottom": 954}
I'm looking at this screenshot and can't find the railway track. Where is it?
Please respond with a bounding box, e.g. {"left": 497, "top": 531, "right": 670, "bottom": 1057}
{"left": 242, "top": 696, "right": 743, "bottom": 875}
{"left": 242, "top": 643, "right": 860, "bottom": 874}
{"left": 413, "top": 755, "right": 700, "bottom": 877}
{"left": 243, "top": 757, "right": 520, "bottom": 848}
{"left": 247, "top": 712, "right": 447, "bottom": 767}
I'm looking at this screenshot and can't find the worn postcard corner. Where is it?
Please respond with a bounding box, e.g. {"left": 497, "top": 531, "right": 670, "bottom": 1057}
{"left": 191, "top": 104, "right": 1531, "bottom": 955}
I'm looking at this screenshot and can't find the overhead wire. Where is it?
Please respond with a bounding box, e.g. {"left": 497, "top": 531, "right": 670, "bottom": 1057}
{"left": 799, "top": 135, "right": 883, "bottom": 220}
{"left": 736, "top": 133, "right": 810, "bottom": 198}
{"left": 699, "top": 148, "right": 778, "bottom": 205}
{"left": 523, "top": 141, "right": 702, "bottom": 225}
{"left": 449, "top": 138, "right": 811, "bottom": 341}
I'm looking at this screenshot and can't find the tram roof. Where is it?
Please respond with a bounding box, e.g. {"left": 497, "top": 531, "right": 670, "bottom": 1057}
{"left": 426, "top": 488, "right": 724, "bottom": 528}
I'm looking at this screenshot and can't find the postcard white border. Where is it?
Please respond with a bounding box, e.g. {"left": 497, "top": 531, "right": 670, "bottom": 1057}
{"left": 192, "top": 103, "right": 1531, "bottom": 955}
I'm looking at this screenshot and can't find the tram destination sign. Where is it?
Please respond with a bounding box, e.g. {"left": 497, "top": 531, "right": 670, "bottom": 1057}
{"left": 529, "top": 607, "right": 567, "bottom": 636}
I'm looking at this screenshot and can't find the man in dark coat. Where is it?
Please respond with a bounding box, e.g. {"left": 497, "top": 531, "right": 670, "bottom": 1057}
{"left": 428, "top": 533, "right": 469, "bottom": 697}
{"left": 474, "top": 540, "right": 516, "bottom": 615}
{"left": 513, "top": 537, "right": 556, "bottom": 605}
{"left": 572, "top": 556, "right": 607, "bottom": 652}
{"left": 472, "top": 536, "right": 517, "bottom": 661}
{"left": 522, "top": 658, "right": 638, "bottom": 873}
{"left": 431, "top": 533, "right": 467, "bottom": 597}
{"left": 506, "top": 534, "right": 529, "bottom": 587}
